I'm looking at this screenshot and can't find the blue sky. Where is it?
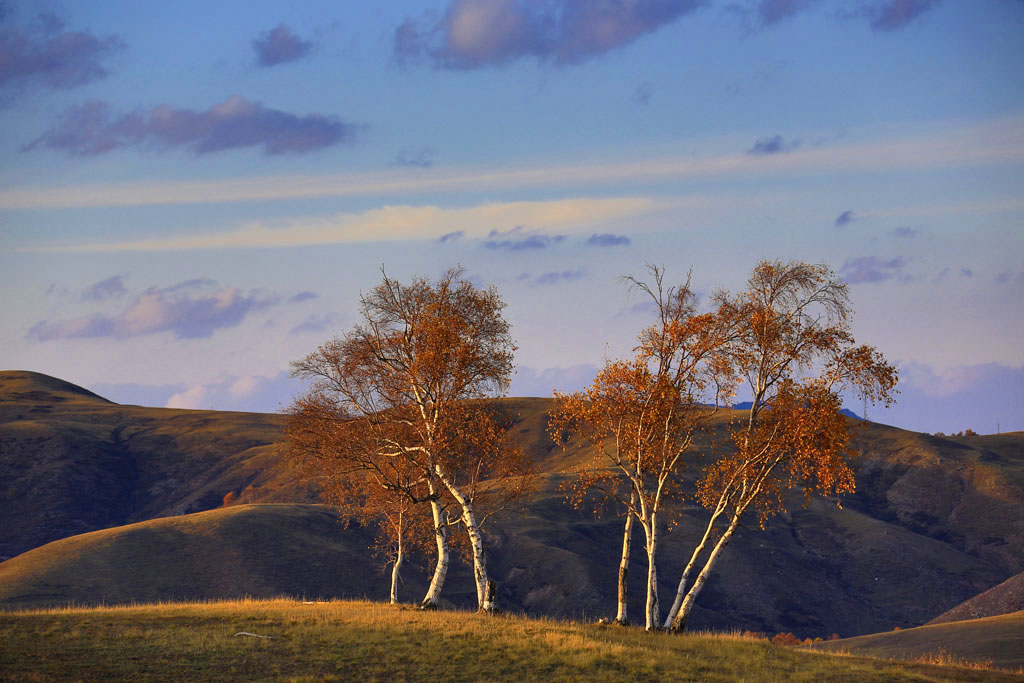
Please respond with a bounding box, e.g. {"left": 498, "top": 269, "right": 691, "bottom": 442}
{"left": 1, "top": 0, "right": 1022, "bottom": 434}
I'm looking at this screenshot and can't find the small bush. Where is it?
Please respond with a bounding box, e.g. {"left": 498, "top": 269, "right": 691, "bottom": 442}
{"left": 771, "top": 632, "right": 801, "bottom": 646}
{"left": 221, "top": 491, "right": 239, "bottom": 507}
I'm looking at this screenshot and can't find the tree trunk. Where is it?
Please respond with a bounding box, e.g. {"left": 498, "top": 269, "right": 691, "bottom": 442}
{"left": 390, "top": 546, "right": 404, "bottom": 605}
{"left": 669, "top": 512, "right": 740, "bottom": 632}
{"left": 615, "top": 499, "right": 635, "bottom": 625}
{"left": 435, "top": 467, "right": 494, "bottom": 612}
{"left": 663, "top": 505, "right": 723, "bottom": 629}
{"left": 420, "top": 492, "right": 449, "bottom": 609}
{"left": 642, "top": 517, "right": 660, "bottom": 631}
{"left": 462, "top": 504, "right": 494, "bottom": 612}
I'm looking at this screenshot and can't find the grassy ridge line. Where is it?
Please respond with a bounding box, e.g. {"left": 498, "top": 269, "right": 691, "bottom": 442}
{"left": 0, "top": 599, "right": 1017, "bottom": 682}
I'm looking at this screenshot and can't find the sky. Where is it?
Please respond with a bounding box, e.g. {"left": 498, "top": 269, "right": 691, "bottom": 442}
{"left": 1, "top": 0, "right": 1022, "bottom": 435}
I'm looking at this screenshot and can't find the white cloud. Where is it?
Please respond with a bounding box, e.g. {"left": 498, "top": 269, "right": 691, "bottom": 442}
{"left": 166, "top": 384, "right": 209, "bottom": 409}
{"left": 22, "top": 197, "right": 666, "bottom": 252}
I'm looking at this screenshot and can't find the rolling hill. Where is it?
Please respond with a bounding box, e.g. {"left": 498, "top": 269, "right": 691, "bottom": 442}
{"left": 2, "top": 370, "right": 1023, "bottom": 639}
{"left": 928, "top": 571, "right": 1024, "bottom": 625}
{"left": 810, "top": 610, "right": 1024, "bottom": 669}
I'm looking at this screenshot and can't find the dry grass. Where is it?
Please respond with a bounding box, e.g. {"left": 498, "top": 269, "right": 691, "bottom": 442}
{"left": 2, "top": 598, "right": 1021, "bottom": 682}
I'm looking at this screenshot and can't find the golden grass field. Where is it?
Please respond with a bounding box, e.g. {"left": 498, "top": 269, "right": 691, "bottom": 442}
{"left": 2, "top": 598, "right": 1021, "bottom": 682}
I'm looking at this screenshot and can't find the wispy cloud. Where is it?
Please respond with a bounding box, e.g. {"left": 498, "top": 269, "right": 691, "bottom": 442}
{"left": 24, "top": 198, "right": 658, "bottom": 253}
{"left": 834, "top": 209, "right": 856, "bottom": 227}
{"left": 23, "top": 95, "right": 355, "bottom": 157}
{"left": 839, "top": 255, "right": 907, "bottom": 284}
{"left": 81, "top": 275, "right": 126, "bottom": 301}
{"left": 484, "top": 226, "right": 565, "bottom": 251}
{"left": 863, "top": 0, "right": 941, "bottom": 32}
{"left": 392, "top": 146, "right": 436, "bottom": 168}
{"left": 253, "top": 24, "right": 312, "bottom": 66}
{"left": 534, "top": 268, "right": 585, "bottom": 286}
{"left": 290, "top": 312, "right": 343, "bottom": 335}
{"left": 28, "top": 279, "right": 278, "bottom": 340}
{"left": 891, "top": 225, "right": 919, "bottom": 238}
{"left": 289, "top": 291, "right": 318, "bottom": 303}
{"left": 747, "top": 134, "right": 799, "bottom": 155}
{"left": 0, "top": 12, "right": 123, "bottom": 94}
{"left": 633, "top": 82, "right": 654, "bottom": 106}
{"left": 752, "top": 0, "right": 818, "bottom": 26}
{"left": 4, "top": 116, "right": 1022, "bottom": 210}
{"left": 396, "top": 0, "right": 707, "bottom": 69}
{"left": 586, "top": 233, "right": 630, "bottom": 247}
{"left": 439, "top": 230, "right": 465, "bottom": 243}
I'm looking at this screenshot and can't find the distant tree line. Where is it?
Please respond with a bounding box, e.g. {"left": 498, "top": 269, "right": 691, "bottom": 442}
{"left": 284, "top": 260, "right": 897, "bottom": 629}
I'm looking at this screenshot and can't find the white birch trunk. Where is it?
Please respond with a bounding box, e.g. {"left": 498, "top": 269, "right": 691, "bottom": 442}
{"left": 420, "top": 493, "right": 449, "bottom": 609}
{"left": 615, "top": 504, "right": 635, "bottom": 625}
{"left": 669, "top": 512, "right": 741, "bottom": 632}
{"left": 435, "top": 467, "right": 494, "bottom": 612}
{"left": 390, "top": 546, "right": 403, "bottom": 604}
{"left": 663, "top": 505, "right": 724, "bottom": 629}
{"left": 642, "top": 517, "right": 660, "bottom": 631}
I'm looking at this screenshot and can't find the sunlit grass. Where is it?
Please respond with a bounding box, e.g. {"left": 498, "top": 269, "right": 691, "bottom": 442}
{"left": 1, "top": 598, "right": 1019, "bottom": 681}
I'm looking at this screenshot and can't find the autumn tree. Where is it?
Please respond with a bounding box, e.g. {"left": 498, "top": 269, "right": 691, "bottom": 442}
{"left": 550, "top": 268, "right": 732, "bottom": 630}
{"left": 285, "top": 391, "right": 436, "bottom": 604}
{"left": 662, "top": 260, "right": 898, "bottom": 631}
{"left": 287, "top": 267, "right": 532, "bottom": 612}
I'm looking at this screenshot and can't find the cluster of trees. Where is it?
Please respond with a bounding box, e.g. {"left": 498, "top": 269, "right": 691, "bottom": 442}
{"left": 285, "top": 260, "right": 897, "bottom": 627}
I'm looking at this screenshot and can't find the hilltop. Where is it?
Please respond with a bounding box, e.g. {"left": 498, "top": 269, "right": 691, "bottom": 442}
{"left": 1, "top": 370, "right": 1023, "bottom": 637}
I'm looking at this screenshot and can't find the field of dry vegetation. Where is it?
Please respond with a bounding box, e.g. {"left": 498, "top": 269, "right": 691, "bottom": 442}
{"left": 2, "top": 599, "right": 1020, "bottom": 682}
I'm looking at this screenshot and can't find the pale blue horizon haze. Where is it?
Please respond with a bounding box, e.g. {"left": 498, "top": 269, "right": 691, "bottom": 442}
{"left": 1, "top": 0, "right": 1022, "bottom": 434}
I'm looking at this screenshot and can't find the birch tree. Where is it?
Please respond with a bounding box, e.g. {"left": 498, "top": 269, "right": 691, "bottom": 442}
{"left": 288, "top": 267, "right": 531, "bottom": 612}
{"left": 550, "top": 268, "right": 731, "bottom": 630}
{"left": 662, "top": 260, "right": 898, "bottom": 631}
{"left": 285, "top": 392, "right": 438, "bottom": 604}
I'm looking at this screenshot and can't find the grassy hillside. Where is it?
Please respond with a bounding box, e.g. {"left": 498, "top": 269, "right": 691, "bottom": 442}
{"left": 2, "top": 370, "right": 1023, "bottom": 637}
{"left": 810, "top": 610, "right": 1024, "bottom": 670}
{"left": 0, "top": 370, "right": 314, "bottom": 561}
{"left": 929, "top": 572, "right": 1024, "bottom": 625}
{"left": 2, "top": 599, "right": 1019, "bottom": 682}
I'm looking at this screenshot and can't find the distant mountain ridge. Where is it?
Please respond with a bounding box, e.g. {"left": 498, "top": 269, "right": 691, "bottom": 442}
{"left": 1, "top": 370, "right": 1023, "bottom": 637}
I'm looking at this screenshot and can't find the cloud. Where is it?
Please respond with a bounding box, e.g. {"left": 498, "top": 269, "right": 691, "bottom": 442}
{"left": 484, "top": 226, "right": 566, "bottom": 250}
{"left": 396, "top": 0, "right": 707, "bottom": 69}
{"left": 586, "top": 233, "right": 631, "bottom": 247}
{"left": 633, "top": 82, "right": 653, "bottom": 106}
{"left": 81, "top": 275, "right": 126, "bottom": 301}
{"left": 834, "top": 209, "right": 856, "bottom": 227}
{"left": 534, "top": 268, "right": 585, "bottom": 286}
{"left": 22, "top": 197, "right": 659, "bottom": 252}
{"left": 0, "top": 13, "right": 123, "bottom": 93}
{"left": 253, "top": 24, "right": 312, "bottom": 66}
{"left": 393, "top": 146, "right": 436, "bottom": 167}
{"left": 439, "top": 230, "right": 465, "bottom": 243}
{"left": 864, "top": 0, "right": 941, "bottom": 32}
{"left": 6, "top": 114, "right": 1023, "bottom": 210}
{"left": 747, "top": 134, "right": 799, "bottom": 155}
{"left": 891, "top": 226, "right": 919, "bottom": 238}
{"left": 23, "top": 95, "right": 355, "bottom": 157}
{"left": 290, "top": 312, "right": 343, "bottom": 335}
{"left": 838, "top": 255, "right": 906, "bottom": 284}
{"left": 289, "top": 291, "right": 318, "bottom": 302}
{"left": 960, "top": 267, "right": 974, "bottom": 278}
{"left": 876, "top": 361, "right": 1024, "bottom": 433}
{"left": 752, "top": 0, "right": 818, "bottom": 26}
{"left": 28, "top": 279, "right": 278, "bottom": 341}
{"left": 166, "top": 384, "right": 210, "bottom": 410}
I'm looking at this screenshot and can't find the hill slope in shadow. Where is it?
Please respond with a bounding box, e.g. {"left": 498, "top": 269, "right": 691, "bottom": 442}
{"left": 2, "top": 370, "right": 1023, "bottom": 638}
